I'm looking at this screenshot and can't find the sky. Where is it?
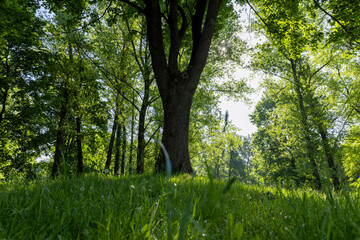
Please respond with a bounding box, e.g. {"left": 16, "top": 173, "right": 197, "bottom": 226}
{"left": 219, "top": 68, "right": 263, "bottom": 136}
{"left": 218, "top": 6, "right": 264, "bottom": 137}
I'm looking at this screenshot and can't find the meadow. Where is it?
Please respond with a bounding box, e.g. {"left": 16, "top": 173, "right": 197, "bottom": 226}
{"left": 1, "top": 174, "right": 359, "bottom": 239}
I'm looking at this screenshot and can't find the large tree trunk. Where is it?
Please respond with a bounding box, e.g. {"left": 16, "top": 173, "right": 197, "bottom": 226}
{"left": 155, "top": 83, "right": 194, "bottom": 173}
{"left": 76, "top": 116, "right": 83, "bottom": 175}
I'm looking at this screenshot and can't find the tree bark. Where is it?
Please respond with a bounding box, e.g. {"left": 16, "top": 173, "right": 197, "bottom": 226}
{"left": 155, "top": 83, "right": 195, "bottom": 173}
{"left": 52, "top": 80, "right": 70, "bottom": 177}
{"left": 228, "top": 150, "right": 236, "bottom": 181}
{"left": 0, "top": 86, "right": 9, "bottom": 125}
{"left": 104, "top": 97, "right": 119, "bottom": 172}
{"left": 291, "top": 59, "right": 321, "bottom": 190}
{"left": 0, "top": 59, "right": 11, "bottom": 125}
{"left": 121, "top": 124, "right": 126, "bottom": 174}
{"left": 114, "top": 123, "right": 122, "bottom": 176}
{"left": 317, "top": 124, "right": 340, "bottom": 190}
{"left": 136, "top": 80, "right": 150, "bottom": 174}
{"left": 52, "top": 31, "right": 74, "bottom": 177}
{"left": 76, "top": 116, "right": 83, "bottom": 175}
{"left": 143, "top": 0, "right": 222, "bottom": 174}
{"left": 129, "top": 94, "right": 135, "bottom": 174}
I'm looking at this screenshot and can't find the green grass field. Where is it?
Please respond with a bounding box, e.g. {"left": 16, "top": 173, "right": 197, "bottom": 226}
{"left": 1, "top": 174, "right": 359, "bottom": 239}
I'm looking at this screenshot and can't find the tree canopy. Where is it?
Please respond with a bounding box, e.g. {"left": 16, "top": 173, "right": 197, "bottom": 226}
{"left": 1, "top": 0, "right": 360, "bottom": 191}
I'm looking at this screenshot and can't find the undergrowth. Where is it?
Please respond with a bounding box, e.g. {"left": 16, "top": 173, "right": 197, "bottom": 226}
{"left": 0, "top": 174, "right": 359, "bottom": 239}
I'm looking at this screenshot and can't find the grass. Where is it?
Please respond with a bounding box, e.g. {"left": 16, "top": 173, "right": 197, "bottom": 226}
{"left": 1, "top": 174, "right": 360, "bottom": 239}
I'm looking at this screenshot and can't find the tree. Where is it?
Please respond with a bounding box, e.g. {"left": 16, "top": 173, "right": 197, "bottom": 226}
{"left": 0, "top": 0, "right": 45, "bottom": 178}
{"left": 313, "top": 0, "right": 360, "bottom": 49}
{"left": 116, "top": 0, "right": 235, "bottom": 173}
{"left": 250, "top": 96, "right": 298, "bottom": 186}
{"left": 248, "top": 0, "right": 344, "bottom": 189}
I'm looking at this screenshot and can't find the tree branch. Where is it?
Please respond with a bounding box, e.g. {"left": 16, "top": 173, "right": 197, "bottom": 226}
{"left": 168, "top": 0, "right": 181, "bottom": 75}
{"left": 120, "top": 0, "right": 145, "bottom": 13}
{"left": 191, "top": 0, "right": 207, "bottom": 60}
{"left": 308, "top": 57, "right": 332, "bottom": 84}
{"left": 144, "top": 0, "right": 170, "bottom": 97}
{"left": 313, "top": 0, "right": 359, "bottom": 45}
{"left": 178, "top": 5, "right": 188, "bottom": 39}
{"left": 60, "top": 1, "right": 113, "bottom": 34}
{"left": 189, "top": 0, "right": 222, "bottom": 88}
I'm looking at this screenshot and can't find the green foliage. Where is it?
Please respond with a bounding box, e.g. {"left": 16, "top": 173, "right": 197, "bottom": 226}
{"left": 342, "top": 126, "right": 360, "bottom": 188}
{"left": 0, "top": 0, "right": 47, "bottom": 178}
{"left": 317, "top": 0, "right": 360, "bottom": 48}
{"left": 250, "top": 0, "right": 323, "bottom": 58}
{"left": 248, "top": 0, "right": 351, "bottom": 190}
{"left": 2, "top": 0, "right": 360, "bottom": 195}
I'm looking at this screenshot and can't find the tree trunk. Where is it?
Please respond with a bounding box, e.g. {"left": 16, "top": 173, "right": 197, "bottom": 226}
{"left": 318, "top": 124, "right": 340, "bottom": 190}
{"left": 76, "top": 116, "right": 83, "bottom": 175}
{"left": 0, "top": 60, "right": 11, "bottom": 125}
{"left": 104, "top": 98, "right": 119, "bottom": 172}
{"left": 114, "top": 123, "right": 121, "bottom": 176}
{"left": 119, "top": 0, "right": 223, "bottom": 174}
{"left": 229, "top": 150, "right": 236, "bottom": 181}
{"left": 136, "top": 81, "right": 150, "bottom": 174}
{"left": 121, "top": 124, "right": 126, "bottom": 174}
{"left": 52, "top": 80, "right": 70, "bottom": 177}
{"left": 155, "top": 84, "right": 194, "bottom": 173}
{"left": 140, "top": 0, "right": 222, "bottom": 174}
{"left": 0, "top": 86, "right": 9, "bottom": 125}
{"left": 129, "top": 96, "right": 135, "bottom": 174}
{"left": 52, "top": 32, "right": 73, "bottom": 177}
{"left": 291, "top": 59, "right": 321, "bottom": 190}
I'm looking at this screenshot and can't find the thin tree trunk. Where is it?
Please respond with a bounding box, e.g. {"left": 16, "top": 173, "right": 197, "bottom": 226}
{"left": 1, "top": 59, "right": 11, "bottom": 125}
{"left": 136, "top": 81, "right": 150, "bottom": 174}
{"left": 76, "top": 116, "right": 83, "bottom": 174}
{"left": 291, "top": 59, "right": 321, "bottom": 190}
{"left": 114, "top": 123, "right": 121, "bottom": 176}
{"left": 104, "top": 98, "right": 119, "bottom": 172}
{"left": 121, "top": 124, "right": 126, "bottom": 174}
{"left": 52, "top": 80, "right": 70, "bottom": 177}
{"left": 229, "top": 150, "right": 235, "bottom": 181}
{"left": 129, "top": 95, "right": 135, "bottom": 174}
{"left": 0, "top": 86, "right": 9, "bottom": 125}
{"left": 216, "top": 157, "right": 221, "bottom": 178}
{"left": 75, "top": 60, "right": 85, "bottom": 175}
{"left": 318, "top": 124, "right": 340, "bottom": 190}
{"left": 52, "top": 31, "right": 74, "bottom": 177}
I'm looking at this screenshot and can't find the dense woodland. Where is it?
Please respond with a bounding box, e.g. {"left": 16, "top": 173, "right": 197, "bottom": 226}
{"left": 1, "top": 0, "right": 360, "bottom": 191}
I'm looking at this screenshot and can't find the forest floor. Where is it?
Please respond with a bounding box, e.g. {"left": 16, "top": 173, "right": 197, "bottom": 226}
{"left": 0, "top": 174, "right": 359, "bottom": 239}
